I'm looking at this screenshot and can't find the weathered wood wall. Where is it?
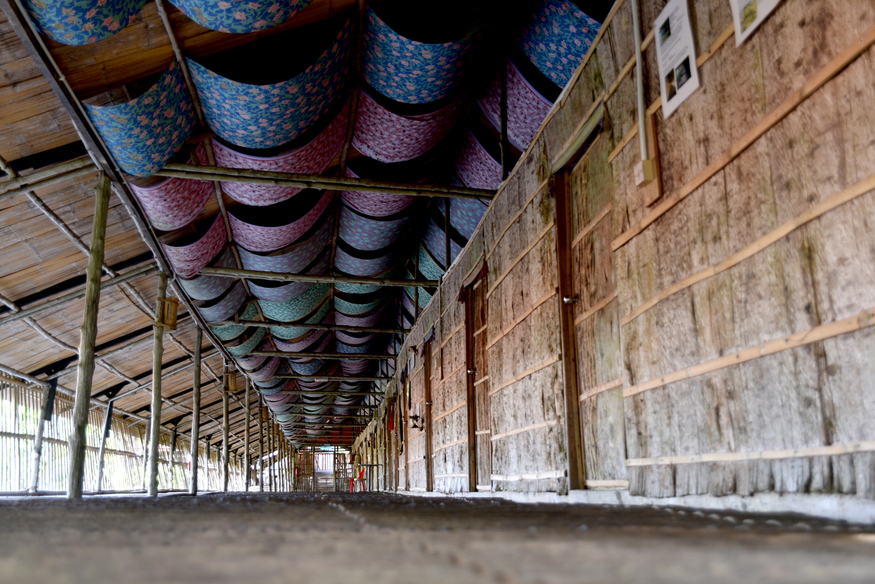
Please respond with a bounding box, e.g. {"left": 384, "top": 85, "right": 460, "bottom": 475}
{"left": 373, "top": 0, "right": 875, "bottom": 501}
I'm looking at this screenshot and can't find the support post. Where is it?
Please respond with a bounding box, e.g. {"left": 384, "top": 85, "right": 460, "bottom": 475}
{"left": 552, "top": 171, "right": 584, "bottom": 491}
{"left": 258, "top": 404, "right": 265, "bottom": 492}
{"left": 204, "top": 437, "right": 211, "bottom": 490}
{"left": 222, "top": 368, "right": 230, "bottom": 492}
{"left": 244, "top": 377, "right": 251, "bottom": 491}
{"left": 189, "top": 327, "right": 202, "bottom": 495}
{"left": 29, "top": 380, "right": 55, "bottom": 493}
{"left": 147, "top": 271, "right": 168, "bottom": 497}
{"left": 95, "top": 400, "right": 114, "bottom": 492}
{"left": 67, "top": 171, "right": 110, "bottom": 500}
{"left": 268, "top": 420, "right": 274, "bottom": 492}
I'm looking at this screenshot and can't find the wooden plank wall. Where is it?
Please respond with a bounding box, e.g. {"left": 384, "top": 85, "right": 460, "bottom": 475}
{"left": 375, "top": 0, "right": 875, "bottom": 500}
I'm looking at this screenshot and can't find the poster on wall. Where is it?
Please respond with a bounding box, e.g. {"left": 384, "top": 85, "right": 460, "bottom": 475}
{"left": 730, "top": 0, "right": 784, "bottom": 45}
{"left": 654, "top": 0, "right": 700, "bottom": 119}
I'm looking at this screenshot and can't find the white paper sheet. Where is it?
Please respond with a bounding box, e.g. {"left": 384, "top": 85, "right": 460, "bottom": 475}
{"left": 654, "top": 0, "right": 700, "bottom": 119}
{"left": 731, "top": 0, "right": 783, "bottom": 45}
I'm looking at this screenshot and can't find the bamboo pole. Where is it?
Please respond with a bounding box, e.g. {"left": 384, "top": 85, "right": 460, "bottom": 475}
{"left": 258, "top": 404, "right": 264, "bottom": 492}
{"left": 250, "top": 351, "right": 391, "bottom": 360}
{"left": 190, "top": 328, "right": 202, "bottom": 495}
{"left": 67, "top": 171, "right": 110, "bottom": 500}
{"left": 28, "top": 379, "right": 54, "bottom": 493}
{"left": 199, "top": 266, "right": 437, "bottom": 288}
{"left": 0, "top": 165, "right": 95, "bottom": 204}
{"left": 244, "top": 377, "right": 251, "bottom": 491}
{"left": 147, "top": 271, "right": 168, "bottom": 497}
{"left": 157, "top": 163, "right": 495, "bottom": 200}
{"left": 269, "top": 423, "right": 275, "bottom": 492}
{"left": 274, "top": 375, "right": 391, "bottom": 382}
{"left": 212, "top": 320, "right": 408, "bottom": 335}
{"left": 222, "top": 368, "right": 230, "bottom": 492}
{"left": 95, "top": 401, "right": 114, "bottom": 491}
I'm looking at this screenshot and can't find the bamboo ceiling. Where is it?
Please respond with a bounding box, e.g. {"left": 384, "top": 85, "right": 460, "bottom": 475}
{"left": 0, "top": 0, "right": 607, "bottom": 451}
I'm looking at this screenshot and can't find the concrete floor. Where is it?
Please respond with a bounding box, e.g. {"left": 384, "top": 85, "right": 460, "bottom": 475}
{"left": 0, "top": 492, "right": 874, "bottom": 584}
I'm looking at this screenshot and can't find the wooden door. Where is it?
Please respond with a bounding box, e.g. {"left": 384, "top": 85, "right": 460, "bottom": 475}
{"left": 465, "top": 280, "right": 491, "bottom": 491}
{"left": 566, "top": 137, "right": 627, "bottom": 489}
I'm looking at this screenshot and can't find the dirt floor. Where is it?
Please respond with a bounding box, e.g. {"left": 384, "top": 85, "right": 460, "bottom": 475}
{"left": 0, "top": 492, "right": 874, "bottom": 584}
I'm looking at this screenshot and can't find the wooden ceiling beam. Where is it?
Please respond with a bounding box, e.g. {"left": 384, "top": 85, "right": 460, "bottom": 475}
{"left": 214, "top": 320, "right": 408, "bottom": 335}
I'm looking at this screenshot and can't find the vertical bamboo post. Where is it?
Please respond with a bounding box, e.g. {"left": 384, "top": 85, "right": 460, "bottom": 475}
{"left": 189, "top": 327, "right": 202, "bottom": 495}
{"left": 67, "top": 172, "right": 111, "bottom": 499}
{"left": 222, "top": 368, "right": 230, "bottom": 492}
{"left": 268, "top": 419, "right": 274, "bottom": 492}
{"left": 258, "top": 404, "right": 264, "bottom": 492}
{"left": 244, "top": 377, "right": 251, "bottom": 491}
{"left": 29, "top": 380, "right": 55, "bottom": 493}
{"left": 204, "top": 437, "right": 211, "bottom": 490}
{"left": 147, "top": 271, "right": 168, "bottom": 497}
{"left": 95, "top": 400, "right": 114, "bottom": 492}
{"left": 169, "top": 426, "right": 178, "bottom": 488}
{"left": 141, "top": 426, "right": 149, "bottom": 490}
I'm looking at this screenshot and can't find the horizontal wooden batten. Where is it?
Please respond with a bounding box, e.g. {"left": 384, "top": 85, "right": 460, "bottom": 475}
{"left": 491, "top": 418, "right": 559, "bottom": 441}
{"left": 277, "top": 413, "right": 374, "bottom": 419}
{"left": 158, "top": 164, "right": 495, "bottom": 200}
{"left": 491, "top": 469, "right": 566, "bottom": 482}
{"left": 274, "top": 375, "right": 390, "bottom": 382}
{"left": 584, "top": 480, "right": 629, "bottom": 489}
{"left": 488, "top": 355, "right": 560, "bottom": 397}
{"left": 250, "top": 351, "right": 391, "bottom": 360}
{"left": 432, "top": 438, "right": 468, "bottom": 453}
{"left": 214, "top": 320, "right": 409, "bottom": 335}
{"left": 571, "top": 205, "right": 611, "bottom": 249}
{"left": 485, "top": 179, "right": 548, "bottom": 261}
{"left": 486, "top": 221, "right": 555, "bottom": 299}
{"left": 621, "top": 170, "right": 875, "bottom": 327}
{"left": 612, "top": 23, "right": 875, "bottom": 251}
{"left": 573, "top": 290, "right": 617, "bottom": 327}
{"left": 624, "top": 306, "right": 875, "bottom": 399}
{"left": 433, "top": 399, "right": 467, "bottom": 422}
{"left": 275, "top": 391, "right": 379, "bottom": 398}
{"left": 579, "top": 378, "right": 623, "bottom": 402}
{"left": 0, "top": 262, "right": 159, "bottom": 326}
{"left": 627, "top": 441, "right": 875, "bottom": 467}
{"left": 200, "top": 266, "right": 438, "bottom": 288}
{"left": 486, "top": 290, "right": 558, "bottom": 350}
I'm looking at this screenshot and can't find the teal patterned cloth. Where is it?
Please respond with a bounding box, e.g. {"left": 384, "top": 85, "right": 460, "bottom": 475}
{"left": 270, "top": 299, "right": 332, "bottom": 339}
{"left": 259, "top": 284, "right": 330, "bottom": 322}
{"left": 225, "top": 327, "right": 266, "bottom": 357}
{"left": 210, "top": 301, "right": 258, "bottom": 341}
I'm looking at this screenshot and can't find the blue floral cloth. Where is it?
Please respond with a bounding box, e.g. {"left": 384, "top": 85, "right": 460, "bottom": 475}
{"left": 517, "top": 0, "right": 600, "bottom": 87}
{"left": 189, "top": 18, "right": 352, "bottom": 149}
{"left": 437, "top": 198, "right": 488, "bottom": 240}
{"left": 25, "top": 0, "right": 145, "bottom": 45}
{"left": 85, "top": 62, "right": 195, "bottom": 177}
{"left": 363, "top": 7, "right": 477, "bottom": 104}
{"left": 171, "top": 0, "right": 313, "bottom": 33}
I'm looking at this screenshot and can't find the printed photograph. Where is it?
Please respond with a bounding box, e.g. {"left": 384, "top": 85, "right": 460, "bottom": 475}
{"left": 659, "top": 18, "right": 671, "bottom": 46}
{"left": 741, "top": 0, "right": 758, "bottom": 31}
{"left": 665, "top": 69, "right": 677, "bottom": 100}
{"left": 675, "top": 56, "right": 691, "bottom": 89}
